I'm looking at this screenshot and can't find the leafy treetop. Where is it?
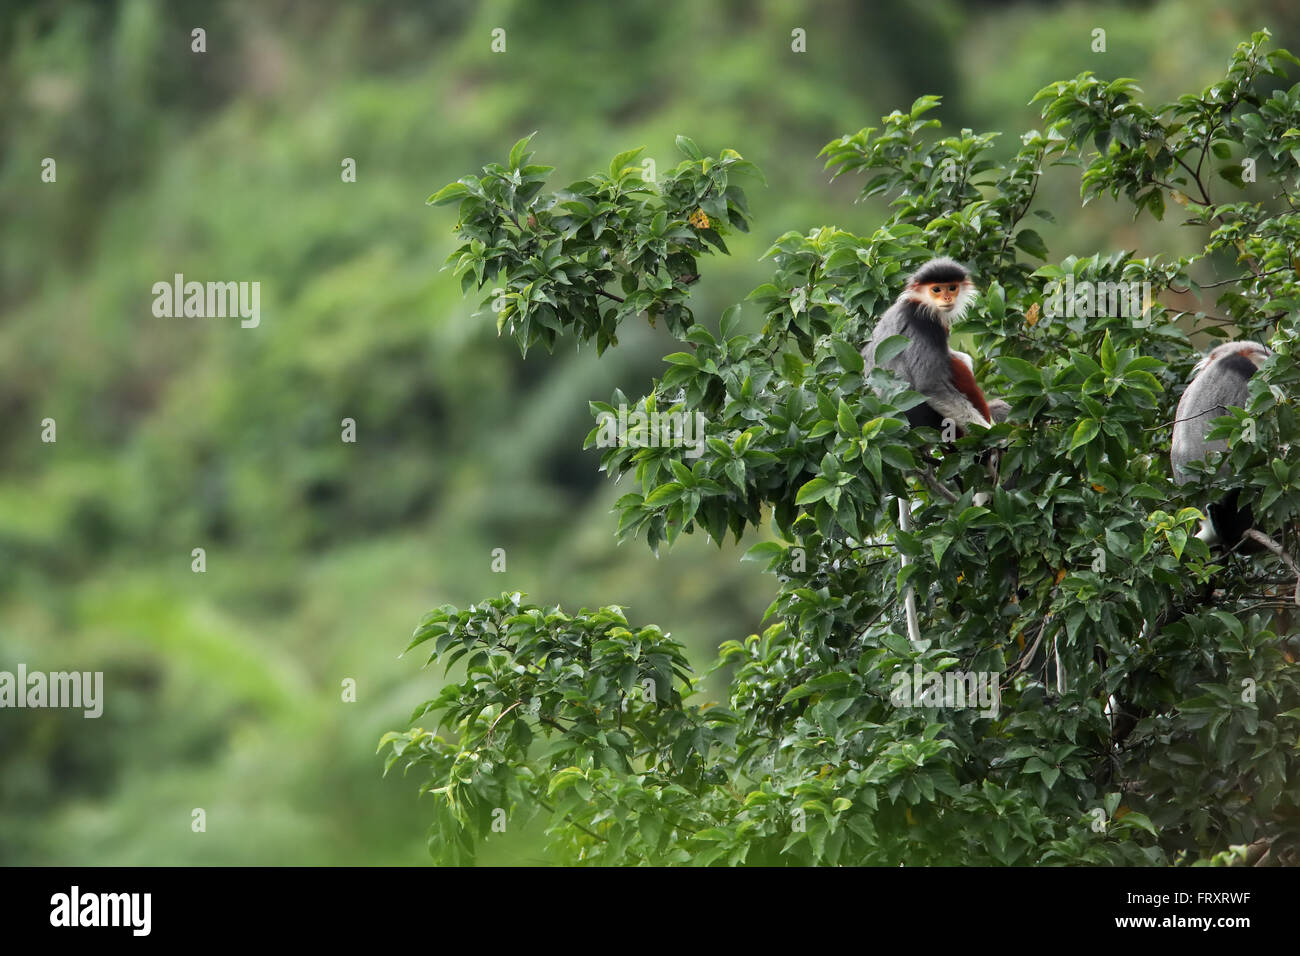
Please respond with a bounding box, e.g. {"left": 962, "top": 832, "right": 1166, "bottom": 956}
{"left": 384, "top": 31, "right": 1300, "bottom": 866}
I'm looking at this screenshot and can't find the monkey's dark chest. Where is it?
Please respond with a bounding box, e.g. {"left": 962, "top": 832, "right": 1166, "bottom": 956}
{"left": 905, "top": 402, "right": 945, "bottom": 431}
{"left": 897, "top": 316, "right": 949, "bottom": 430}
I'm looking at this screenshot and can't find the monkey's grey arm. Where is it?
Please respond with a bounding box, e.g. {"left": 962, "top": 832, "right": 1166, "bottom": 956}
{"left": 907, "top": 360, "right": 992, "bottom": 428}
{"left": 926, "top": 389, "right": 992, "bottom": 428}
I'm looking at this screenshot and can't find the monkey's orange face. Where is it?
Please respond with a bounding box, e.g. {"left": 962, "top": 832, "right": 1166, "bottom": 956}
{"left": 927, "top": 283, "right": 963, "bottom": 310}
{"left": 905, "top": 275, "right": 974, "bottom": 325}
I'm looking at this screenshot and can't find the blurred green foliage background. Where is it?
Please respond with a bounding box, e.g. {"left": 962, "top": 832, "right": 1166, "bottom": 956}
{"left": 1, "top": 0, "right": 1296, "bottom": 864}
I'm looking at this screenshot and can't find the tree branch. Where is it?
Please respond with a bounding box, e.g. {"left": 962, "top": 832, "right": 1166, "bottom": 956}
{"left": 918, "top": 467, "right": 960, "bottom": 503}
{"left": 1240, "top": 530, "right": 1300, "bottom": 606}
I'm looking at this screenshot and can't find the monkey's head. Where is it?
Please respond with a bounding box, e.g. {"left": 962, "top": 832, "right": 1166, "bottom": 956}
{"left": 903, "top": 257, "right": 976, "bottom": 329}
{"left": 1193, "top": 340, "right": 1272, "bottom": 375}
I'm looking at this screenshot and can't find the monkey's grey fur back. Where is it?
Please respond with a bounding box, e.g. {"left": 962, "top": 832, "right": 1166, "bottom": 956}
{"left": 1170, "top": 341, "right": 1269, "bottom": 484}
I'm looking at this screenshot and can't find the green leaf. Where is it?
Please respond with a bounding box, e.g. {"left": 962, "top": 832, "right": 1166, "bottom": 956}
{"left": 780, "top": 672, "right": 853, "bottom": 705}
{"left": 796, "top": 477, "right": 834, "bottom": 504}
{"left": 1166, "top": 527, "right": 1188, "bottom": 561}
{"left": 742, "top": 541, "right": 786, "bottom": 563}
{"left": 998, "top": 357, "right": 1042, "bottom": 384}
{"left": 1069, "top": 418, "right": 1101, "bottom": 451}
{"left": 782, "top": 352, "right": 805, "bottom": 382}
{"left": 873, "top": 334, "right": 910, "bottom": 366}
{"left": 1014, "top": 228, "right": 1049, "bottom": 260}
{"left": 644, "top": 482, "right": 685, "bottom": 507}
{"left": 610, "top": 146, "right": 647, "bottom": 179}
{"left": 837, "top": 400, "right": 857, "bottom": 434}
{"left": 509, "top": 131, "right": 538, "bottom": 169}
{"left": 1099, "top": 332, "right": 1116, "bottom": 376}
{"left": 427, "top": 181, "right": 470, "bottom": 205}
{"left": 676, "top": 135, "right": 705, "bottom": 160}
{"left": 832, "top": 337, "right": 865, "bottom": 373}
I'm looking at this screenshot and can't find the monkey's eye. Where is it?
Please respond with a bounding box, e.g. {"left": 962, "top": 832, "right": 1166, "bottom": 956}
{"left": 947, "top": 285, "right": 959, "bottom": 292}
{"left": 931, "top": 286, "right": 942, "bottom": 294}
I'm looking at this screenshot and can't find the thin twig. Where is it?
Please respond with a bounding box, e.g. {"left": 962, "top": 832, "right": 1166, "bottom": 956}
{"left": 918, "top": 467, "right": 959, "bottom": 503}
{"left": 1196, "top": 266, "right": 1293, "bottom": 289}
{"left": 536, "top": 796, "right": 607, "bottom": 843}
{"left": 486, "top": 700, "right": 523, "bottom": 738}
